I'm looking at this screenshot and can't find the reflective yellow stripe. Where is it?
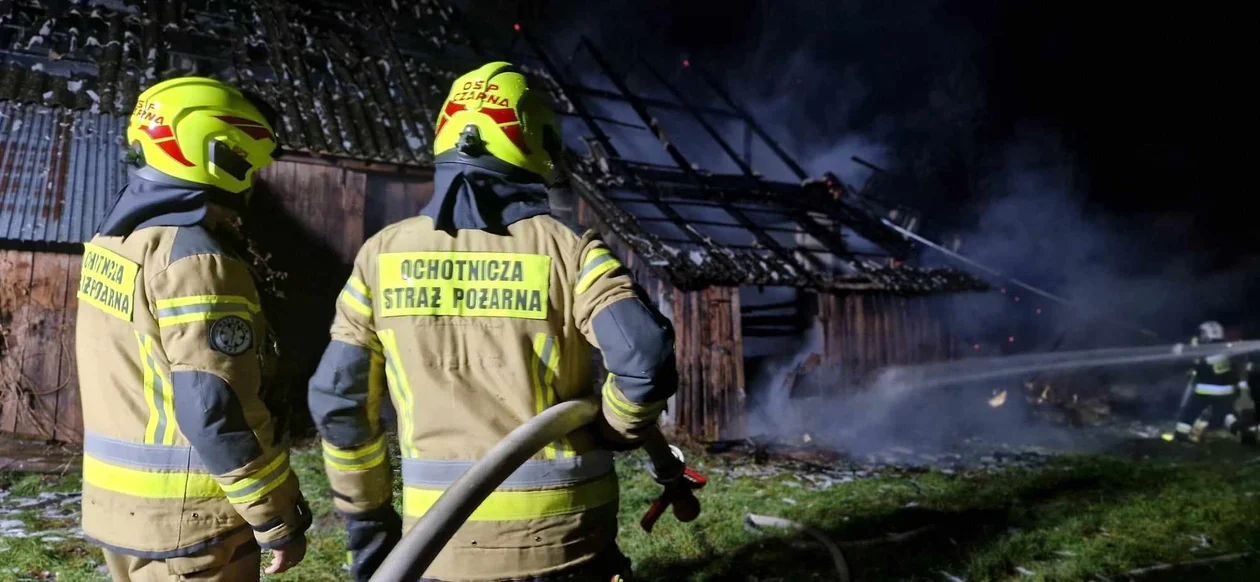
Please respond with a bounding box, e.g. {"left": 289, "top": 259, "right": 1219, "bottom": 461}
{"left": 155, "top": 295, "right": 261, "bottom": 312}
{"left": 340, "top": 289, "right": 373, "bottom": 317}
{"left": 602, "top": 375, "right": 665, "bottom": 423}
{"left": 138, "top": 332, "right": 160, "bottom": 444}
{"left": 323, "top": 435, "right": 387, "bottom": 471}
{"left": 82, "top": 455, "right": 222, "bottom": 499}
{"left": 220, "top": 452, "right": 292, "bottom": 505}
{"left": 347, "top": 275, "right": 371, "bottom": 298}
{"left": 576, "top": 254, "right": 621, "bottom": 294}
{"left": 155, "top": 295, "right": 259, "bottom": 327}
{"left": 136, "top": 333, "right": 176, "bottom": 445}
{"left": 221, "top": 451, "right": 288, "bottom": 493}
{"left": 379, "top": 330, "right": 418, "bottom": 457}
{"left": 403, "top": 473, "right": 618, "bottom": 521}
{"left": 228, "top": 469, "right": 292, "bottom": 505}
{"left": 531, "top": 334, "right": 567, "bottom": 460}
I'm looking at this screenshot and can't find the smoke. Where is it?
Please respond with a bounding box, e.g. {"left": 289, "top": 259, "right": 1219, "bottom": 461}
{"left": 460, "top": 0, "right": 1254, "bottom": 452}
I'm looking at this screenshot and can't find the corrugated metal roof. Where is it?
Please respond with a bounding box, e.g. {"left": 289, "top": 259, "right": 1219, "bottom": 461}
{"left": 0, "top": 0, "right": 468, "bottom": 165}
{"left": 0, "top": 101, "right": 127, "bottom": 244}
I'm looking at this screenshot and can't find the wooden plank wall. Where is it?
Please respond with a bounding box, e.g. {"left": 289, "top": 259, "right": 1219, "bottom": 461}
{"left": 575, "top": 195, "right": 749, "bottom": 440}
{"left": 0, "top": 158, "right": 433, "bottom": 444}
{"left": 251, "top": 160, "right": 368, "bottom": 434}
{"left": 365, "top": 173, "right": 435, "bottom": 237}
{"left": 814, "top": 292, "right": 955, "bottom": 395}
{"left": 673, "top": 286, "right": 746, "bottom": 441}
{"left": 0, "top": 249, "right": 82, "bottom": 442}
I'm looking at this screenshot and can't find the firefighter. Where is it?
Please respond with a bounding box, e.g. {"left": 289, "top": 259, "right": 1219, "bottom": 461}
{"left": 1227, "top": 357, "right": 1258, "bottom": 445}
{"left": 308, "top": 61, "right": 677, "bottom": 582}
{"left": 75, "top": 77, "right": 311, "bottom": 580}
{"left": 1171, "top": 321, "right": 1252, "bottom": 444}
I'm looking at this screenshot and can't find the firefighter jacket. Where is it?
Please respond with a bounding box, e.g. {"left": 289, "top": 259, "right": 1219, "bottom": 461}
{"left": 1189, "top": 338, "right": 1247, "bottom": 396}
{"left": 308, "top": 168, "right": 677, "bottom": 581}
{"left": 75, "top": 182, "right": 310, "bottom": 558}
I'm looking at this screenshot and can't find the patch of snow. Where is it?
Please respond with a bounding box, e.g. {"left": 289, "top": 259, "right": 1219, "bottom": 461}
{"left": 41, "top": 536, "right": 66, "bottom": 542}
{"left": 406, "top": 135, "right": 423, "bottom": 150}
{"left": 40, "top": 21, "right": 53, "bottom": 36}
{"left": 85, "top": 36, "right": 101, "bottom": 47}
{"left": 32, "top": 63, "right": 45, "bottom": 72}
{"left": 1015, "top": 567, "right": 1035, "bottom": 576}
{"left": 11, "top": 120, "right": 23, "bottom": 134}
{"left": 688, "top": 250, "right": 706, "bottom": 265}
{"left": 43, "top": 91, "right": 55, "bottom": 100}
{"left": 86, "top": 89, "right": 101, "bottom": 103}
{"left": 67, "top": 79, "right": 84, "bottom": 93}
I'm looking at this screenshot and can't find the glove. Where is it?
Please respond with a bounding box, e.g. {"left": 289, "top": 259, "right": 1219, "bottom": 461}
{"left": 345, "top": 505, "right": 403, "bottom": 582}
{"left": 592, "top": 421, "right": 646, "bottom": 452}
{"left": 640, "top": 465, "right": 706, "bottom": 532}
{"left": 640, "top": 443, "right": 706, "bottom": 532}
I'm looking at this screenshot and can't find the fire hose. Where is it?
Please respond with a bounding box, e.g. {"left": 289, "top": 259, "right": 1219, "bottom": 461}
{"left": 369, "top": 399, "right": 705, "bottom": 582}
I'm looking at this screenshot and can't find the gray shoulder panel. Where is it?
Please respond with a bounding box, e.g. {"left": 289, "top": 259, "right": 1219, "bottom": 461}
{"left": 170, "top": 225, "right": 228, "bottom": 264}
{"left": 592, "top": 297, "right": 678, "bottom": 403}
{"left": 171, "top": 370, "right": 262, "bottom": 475}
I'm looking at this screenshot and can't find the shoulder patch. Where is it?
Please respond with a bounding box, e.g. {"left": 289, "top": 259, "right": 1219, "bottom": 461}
{"left": 170, "top": 226, "right": 228, "bottom": 264}
{"left": 208, "top": 315, "right": 253, "bottom": 356}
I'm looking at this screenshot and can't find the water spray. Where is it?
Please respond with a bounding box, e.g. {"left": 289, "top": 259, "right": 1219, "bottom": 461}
{"left": 879, "top": 218, "right": 1163, "bottom": 341}
{"left": 877, "top": 339, "right": 1260, "bottom": 390}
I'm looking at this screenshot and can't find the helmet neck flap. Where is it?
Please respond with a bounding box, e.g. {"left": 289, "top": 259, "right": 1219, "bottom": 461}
{"left": 422, "top": 153, "right": 551, "bottom": 233}
{"left": 97, "top": 165, "right": 249, "bottom": 237}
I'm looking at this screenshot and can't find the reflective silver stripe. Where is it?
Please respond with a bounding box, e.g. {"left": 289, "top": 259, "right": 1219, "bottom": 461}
{"left": 342, "top": 283, "right": 372, "bottom": 307}
{"left": 147, "top": 349, "right": 169, "bottom": 444}
{"left": 155, "top": 303, "right": 253, "bottom": 319}
{"left": 323, "top": 439, "right": 388, "bottom": 469}
{"left": 83, "top": 432, "right": 207, "bottom": 471}
{"left": 224, "top": 458, "right": 291, "bottom": 501}
{"left": 1195, "top": 383, "right": 1235, "bottom": 395}
{"left": 579, "top": 253, "right": 614, "bottom": 281}
{"left": 535, "top": 335, "right": 567, "bottom": 458}
{"left": 402, "top": 450, "right": 614, "bottom": 490}
{"left": 536, "top": 335, "right": 553, "bottom": 404}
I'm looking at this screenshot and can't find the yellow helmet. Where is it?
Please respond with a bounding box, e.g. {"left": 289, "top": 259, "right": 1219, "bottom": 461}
{"left": 433, "top": 62, "right": 561, "bottom": 184}
{"left": 127, "top": 77, "right": 280, "bottom": 194}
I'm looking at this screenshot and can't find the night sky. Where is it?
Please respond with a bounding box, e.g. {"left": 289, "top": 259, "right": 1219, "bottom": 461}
{"left": 465, "top": 0, "right": 1256, "bottom": 339}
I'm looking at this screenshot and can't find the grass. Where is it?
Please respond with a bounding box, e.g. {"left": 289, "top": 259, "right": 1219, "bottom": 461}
{"left": 2, "top": 438, "right": 1259, "bottom": 581}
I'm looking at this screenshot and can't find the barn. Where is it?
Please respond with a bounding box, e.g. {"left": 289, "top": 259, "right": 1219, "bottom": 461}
{"left": 0, "top": 0, "right": 984, "bottom": 445}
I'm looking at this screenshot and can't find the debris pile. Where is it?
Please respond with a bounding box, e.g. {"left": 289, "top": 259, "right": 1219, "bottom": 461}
{"left": 696, "top": 437, "right": 1061, "bottom": 489}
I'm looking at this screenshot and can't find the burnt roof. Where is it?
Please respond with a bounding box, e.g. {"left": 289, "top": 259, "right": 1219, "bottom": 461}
{"left": 0, "top": 1, "right": 987, "bottom": 294}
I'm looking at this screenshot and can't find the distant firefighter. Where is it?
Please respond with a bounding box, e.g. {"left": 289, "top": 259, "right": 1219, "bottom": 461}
{"left": 1171, "top": 321, "right": 1257, "bottom": 445}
